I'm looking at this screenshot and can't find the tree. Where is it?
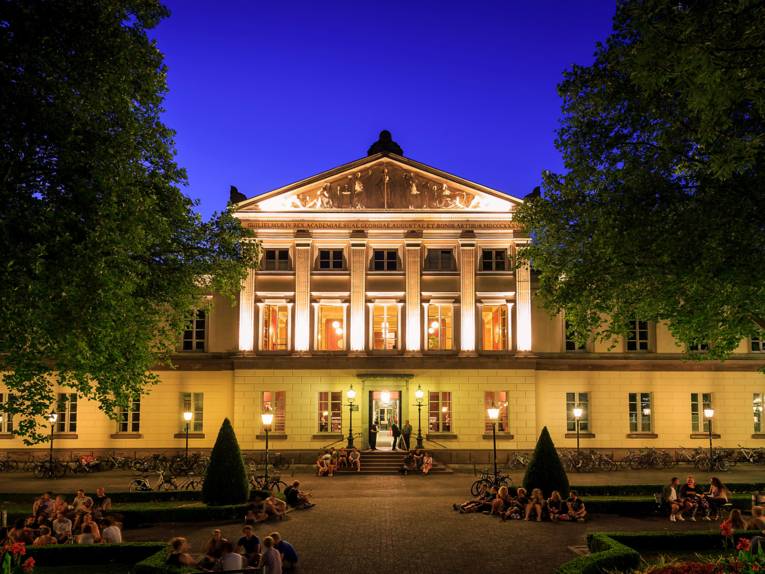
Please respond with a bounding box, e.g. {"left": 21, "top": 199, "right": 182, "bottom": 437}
{"left": 0, "top": 1, "right": 258, "bottom": 442}
{"left": 515, "top": 0, "right": 765, "bottom": 361}
{"left": 522, "top": 427, "right": 569, "bottom": 498}
{"left": 202, "top": 418, "right": 250, "bottom": 506}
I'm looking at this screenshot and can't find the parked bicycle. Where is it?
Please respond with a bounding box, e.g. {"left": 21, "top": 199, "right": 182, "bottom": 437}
{"left": 693, "top": 451, "right": 732, "bottom": 472}
{"left": 249, "top": 473, "right": 288, "bottom": 493}
{"left": 33, "top": 459, "right": 66, "bottom": 479}
{"left": 470, "top": 467, "right": 512, "bottom": 496}
{"left": 129, "top": 470, "right": 179, "bottom": 492}
{"left": 622, "top": 448, "right": 675, "bottom": 470}
{"left": 737, "top": 444, "right": 765, "bottom": 465}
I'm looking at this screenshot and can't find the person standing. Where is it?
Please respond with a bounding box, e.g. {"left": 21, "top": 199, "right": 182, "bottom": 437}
{"left": 401, "top": 420, "right": 413, "bottom": 451}
{"left": 391, "top": 420, "right": 401, "bottom": 451}
{"left": 368, "top": 420, "right": 378, "bottom": 450}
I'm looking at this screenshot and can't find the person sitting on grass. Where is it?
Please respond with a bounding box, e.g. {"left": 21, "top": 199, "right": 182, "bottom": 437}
{"left": 270, "top": 532, "right": 298, "bottom": 573}
{"left": 748, "top": 507, "right": 765, "bottom": 531}
{"left": 721, "top": 509, "right": 747, "bottom": 531}
{"left": 525, "top": 488, "right": 545, "bottom": 522}
{"left": 199, "top": 528, "right": 228, "bottom": 570}
{"left": 705, "top": 477, "right": 730, "bottom": 520}
{"left": 567, "top": 490, "right": 587, "bottom": 522}
{"left": 453, "top": 486, "right": 497, "bottom": 514}
{"left": 422, "top": 452, "right": 433, "bottom": 475}
{"left": 237, "top": 525, "right": 261, "bottom": 566}
{"left": 547, "top": 491, "right": 566, "bottom": 522}
{"left": 80, "top": 513, "right": 101, "bottom": 543}
{"left": 491, "top": 486, "right": 513, "bottom": 516}
{"left": 258, "top": 536, "right": 283, "bottom": 574}
{"left": 284, "top": 481, "right": 314, "bottom": 509}
{"left": 33, "top": 525, "right": 57, "bottom": 546}
{"left": 101, "top": 518, "right": 122, "bottom": 544}
{"left": 348, "top": 447, "right": 361, "bottom": 472}
{"left": 165, "top": 537, "right": 196, "bottom": 568}
{"left": 265, "top": 490, "right": 288, "bottom": 520}
{"left": 77, "top": 524, "right": 96, "bottom": 544}
{"left": 220, "top": 540, "right": 244, "bottom": 571}
{"left": 52, "top": 512, "right": 72, "bottom": 544}
{"left": 663, "top": 477, "right": 685, "bottom": 523}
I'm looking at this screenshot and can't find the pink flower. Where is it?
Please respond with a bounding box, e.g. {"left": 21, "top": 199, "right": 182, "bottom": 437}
{"left": 720, "top": 521, "right": 734, "bottom": 537}
{"left": 22, "top": 556, "right": 35, "bottom": 572}
{"left": 11, "top": 542, "right": 26, "bottom": 556}
{"left": 736, "top": 537, "right": 751, "bottom": 552}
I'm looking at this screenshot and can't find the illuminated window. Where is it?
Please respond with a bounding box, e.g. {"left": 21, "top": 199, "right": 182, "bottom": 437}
{"left": 480, "top": 249, "right": 507, "bottom": 271}
{"left": 263, "top": 249, "right": 290, "bottom": 271}
{"left": 428, "top": 391, "right": 451, "bottom": 432}
{"left": 371, "top": 304, "right": 398, "bottom": 350}
{"left": 626, "top": 320, "right": 649, "bottom": 351}
{"left": 426, "top": 304, "right": 453, "bottom": 351}
{"left": 628, "top": 392, "right": 652, "bottom": 432}
{"left": 316, "top": 305, "right": 345, "bottom": 351}
{"left": 566, "top": 392, "right": 589, "bottom": 432}
{"left": 480, "top": 305, "right": 507, "bottom": 350}
{"left": 117, "top": 397, "right": 141, "bottom": 433}
{"left": 424, "top": 249, "right": 455, "bottom": 271}
{"left": 565, "top": 320, "right": 586, "bottom": 351}
{"left": 318, "top": 249, "right": 344, "bottom": 270}
{"left": 318, "top": 392, "right": 342, "bottom": 433}
{"left": 372, "top": 249, "right": 399, "bottom": 271}
{"left": 261, "top": 304, "right": 290, "bottom": 351}
{"left": 484, "top": 391, "right": 509, "bottom": 432}
{"left": 182, "top": 310, "right": 206, "bottom": 352}
{"left": 752, "top": 334, "right": 765, "bottom": 352}
{"left": 755, "top": 394, "right": 763, "bottom": 433}
{"left": 180, "top": 392, "right": 204, "bottom": 432}
{"left": 56, "top": 393, "right": 77, "bottom": 433}
{"left": 690, "top": 393, "right": 712, "bottom": 433}
{"left": 0, "top": 394, "right": 12, "bottom": 433}
{"left": 262, "top": 391, "right": 286, "bottom": 432}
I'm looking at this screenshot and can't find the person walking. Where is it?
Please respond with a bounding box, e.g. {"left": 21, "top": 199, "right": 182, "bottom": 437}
{"left": 401, "top": 420, "right": 412, "bottom": 451}
{"left": 391, "top": 420, "right": 401, "bottom": 451}
{"left": 368, "top": 420, "right": 378, "bottom": 450}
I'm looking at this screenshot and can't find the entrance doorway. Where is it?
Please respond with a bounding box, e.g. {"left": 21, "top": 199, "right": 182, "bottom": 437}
{"left": 369, "top": 390, "right": 401, "bottom": 450}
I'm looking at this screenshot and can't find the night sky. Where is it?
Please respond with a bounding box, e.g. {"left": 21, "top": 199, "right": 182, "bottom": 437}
{"left": 152, "top": 1, "right": 616, "bottom": 218}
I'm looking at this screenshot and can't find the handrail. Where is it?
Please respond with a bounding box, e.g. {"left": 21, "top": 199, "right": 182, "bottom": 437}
{"left": 319, "top": 432, "right": 362, "bottom": 451}
{"left": 425, "top": 437, "right": 449, "bottom": 449}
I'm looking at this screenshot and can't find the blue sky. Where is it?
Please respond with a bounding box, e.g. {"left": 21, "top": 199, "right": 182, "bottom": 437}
{"left": 152, "top": 1, "right": 616, "bottom": 218}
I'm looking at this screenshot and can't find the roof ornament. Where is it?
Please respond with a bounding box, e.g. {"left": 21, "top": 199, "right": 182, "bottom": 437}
{"left": 367, "top": 130, "right": 404, "bottom": 156}
{"left": 229, "top": 185, "right": 247, "bottom": 204}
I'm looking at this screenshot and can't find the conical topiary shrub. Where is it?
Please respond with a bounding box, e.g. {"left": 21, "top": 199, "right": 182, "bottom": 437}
{"left": 202, "top": 418, "right": 249, "bottom": 505}
{"left": 522, "top": 426, "right": 569, "bottom": 498}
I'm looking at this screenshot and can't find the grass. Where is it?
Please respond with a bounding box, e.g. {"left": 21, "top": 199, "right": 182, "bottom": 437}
{"left": 36, "top": 566, "right": 131, "bottom": 574}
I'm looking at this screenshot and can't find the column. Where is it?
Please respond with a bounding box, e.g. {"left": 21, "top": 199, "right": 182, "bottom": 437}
{"left": 293, "top": 233, "right": 312, "bottom": 352}
{"left": 404, "top": 234, "right": 422, "bottom": 352}
{"left": 459, "top": 231, "right": 476, "bottom": 353}
{"left": 238, "top": 267, "right": 256, "bottom": 351}
{"left": 516, "top": 256, "right": 532, "bottom": 352}
{"left": 349, "top": 233, "right": 367, "bottom": 352}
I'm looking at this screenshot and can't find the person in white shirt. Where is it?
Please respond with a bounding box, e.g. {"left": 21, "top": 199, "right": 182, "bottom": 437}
{"left": 52, "top": 513, "right": 72, "bottom": 544}
{"left": 258, "top": 536, "right": 283, "bottom": 574}
{"left": 219, "top": 541, "right": 244, "bottom": 572}
{"left": 663, "top": 477, "right": 684, "bottom": 522}
{"left": 101, "top": 519, "right": 122, "bottom": 544}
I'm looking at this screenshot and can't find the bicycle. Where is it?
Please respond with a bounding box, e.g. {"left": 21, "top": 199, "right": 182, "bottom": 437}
{"left": 177, "top": 475, "right": 203, "bottom": 490}
{"left": 128, "top": 470, "right": 179, "bottom": 492}
{"left": 32, "top": 459, "right": 66, "bottom": 479}
{"left": 249, "top": 473, "right": 288, "bottom": 493}
{"left": 470, "top": 467, "right": 512, "bottom": 497}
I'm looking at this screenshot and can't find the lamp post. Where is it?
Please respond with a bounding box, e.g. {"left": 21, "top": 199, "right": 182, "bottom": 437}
{"left": 414, "top": 386, "right": 425, "bottom": 449}
{"left": 182, "top": 411, "right": 193, "bottom": 463}
{"left": 346, "top": 386, "right": 356, "bottom": 449}
{"left": 487, "top": 404, "right": 500, "bottom": 482}
{"left": 704, "top": 407, "right": 715, "bottom": 472}
{"left": 261, "top": 412, "right": 273, "bottom": 486}
{"left": 48, "top": 412, "right": 58, "bottom": 472}
{"left": 573, "top": 406, "right": 583, "bottom": 456}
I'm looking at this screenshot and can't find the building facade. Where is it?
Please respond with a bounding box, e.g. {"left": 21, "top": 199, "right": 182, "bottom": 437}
{"left": 4, "top": 141, "right": 765, "bottom": 459}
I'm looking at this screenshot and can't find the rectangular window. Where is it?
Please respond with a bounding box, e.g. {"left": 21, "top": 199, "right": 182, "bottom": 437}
{"left": 56, "top": 393, "right": 77, "bottom": 433}
{"left": 428, "top": 391, "right": 452, "bottom": 432}
{"left": 182, "top": 310, "right": 206, "bottom": 352}
{"left": 262, "top": 391, "right": 286, "bottom": 432}
{"left": 484, "top": 391, "right": 509, "bottom": 433}
{"left": 426, "top": 304, "right": 454, "bottom": 351}
{"left": 180, "top": 392, "right": 204, "bottom": 433}
{"left": 689, "top": 342, "right": 710, "bottom": 352}
{"left": 0, "top": 394, "right": 13, "bottom": 433}
{"left": 318, "top": 391, "right": 342, "bottom": 433}
{"left": 318, "top": 249, "right": 344, "bottom": 270}
{"left": 628, "top": 392, "right": 652, "bottom": 433}
{"left": 424, "top": 249, "right": 455, "bottom": 271}
{"left": 263, "top": 249, "right": 290, "bottom": 271}
{"left": 480, "top": 305, "right": 507, "bottom": 351}
{"left": 118, "top": 397, "right": 141, "bottom": 433}
{"left": 316, "top": 305, "right": 345, "bottom": 351}
{"left": 480, "top": 249, "right": 508, "bottom": 271}
{"left": 372, "top": 249, "right": 399, "bottom": 271}
{"left": 751, "top": 335, "right": 764, "bottom": 352}
{"left": 566, "top": 392, "right": 589, "bottom": 432}
{"left": 371, "top": 303, "right": 399, "bottom": 350}
{"left": 626, "top": 320, "right": 649, "bottom": 351}
{"left": 690, "top": 393, "right": 712, "bottom": 433}
{"left": 565, "top": 320, "right": 586, "bottom": 351}
{"left": 261, "top": 304, "right": 290, "bottom": 351}
{"left": 754, "top": 393, "right": 763, "bottom": 433}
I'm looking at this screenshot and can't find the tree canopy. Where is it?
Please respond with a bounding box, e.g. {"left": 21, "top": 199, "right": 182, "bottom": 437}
{"left": 515, "top": 0, "right": 765, "bottom": 360}
{"left": 0, "top": 0, "right": 258, "bottom": 442}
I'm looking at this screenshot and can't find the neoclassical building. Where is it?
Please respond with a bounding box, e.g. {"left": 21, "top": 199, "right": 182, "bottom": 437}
{"left": 4, "top": 133, "right": 765, "bottom": 458}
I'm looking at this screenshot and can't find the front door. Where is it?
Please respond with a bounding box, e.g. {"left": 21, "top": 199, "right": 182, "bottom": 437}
{"left": 368, "top": 390, "right": 402, "bottom": 450}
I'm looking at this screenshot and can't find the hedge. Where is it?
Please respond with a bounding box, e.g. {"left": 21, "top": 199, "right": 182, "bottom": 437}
{"left": 134, "top": 547, "right": 197, "bottom": 574}
{"left": 569, "top": 483, "right": 765, "bottom": 497}
{"left": 26, "top": 542, "right": 166, "bottom": 566}
{"left": 555, "top": 533, "right": 640, "bottom": 574}
{"left": 0, "top": 490, "right": 201, "bottom": 505}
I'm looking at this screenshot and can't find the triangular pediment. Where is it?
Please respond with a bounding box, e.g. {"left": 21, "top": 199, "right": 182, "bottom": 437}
{"left": 235, "top": 154, "right": 521, "bottom": 213}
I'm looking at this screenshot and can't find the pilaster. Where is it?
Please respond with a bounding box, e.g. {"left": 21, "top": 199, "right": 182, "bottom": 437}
{"left": 349, "top": 231, "right": 368, "bottom": 352}
{"left": 516, "top": 257, "right": 532, "bottom": 352}
{"left": 459, "top": 231, "right": 476, "bottom": 353}
{"left": 294, "top": 231, "right": 312, "bottom": 352}
{"left": 237, "top": 267, "right": 256, "bottom": 351}
{"left": 404, "top": 233, "right": 422, "bottom": 352}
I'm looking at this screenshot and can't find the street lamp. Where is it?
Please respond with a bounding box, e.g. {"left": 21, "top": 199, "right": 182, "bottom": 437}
{"left": 704, "top": 407, "right": 715, "bottom": 472}
{"left": 346, "top": 386, "right": 356, "bottom": 449}
{"left": 414, "top": 386, "right": 425, "bottom": 449}
{"left": 487, "top": 404, "right": 500, "bottom": 482}
{"left": 182, "top": 411, "right": 193, "bottom": 464}
{"left": 48, "top": 412, "right": 58, "bottom": 473}
{"left": 573, "top": 406, "right": 583, "bottom": 456}
{"left": 261, "top": 412, "right": 274, "bottom": 486}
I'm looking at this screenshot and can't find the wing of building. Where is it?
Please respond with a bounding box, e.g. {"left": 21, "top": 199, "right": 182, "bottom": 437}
{"left": 7, "top": 134, "right": 765, "bottom": 458}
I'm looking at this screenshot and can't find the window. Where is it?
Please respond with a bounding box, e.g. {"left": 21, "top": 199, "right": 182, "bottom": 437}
{"left": 261, "top": 304, "right": 290, "bottom": 351}
{"left": 480, "top": 305, "right": 507, "bottom": 351}
{"left": 566, "top": 392, "right": 589, "bottom": 432}
{"left": 755, "top": 394, "right": 763, "bottom": 433}
{"left": 318, "top": 392, "right": 342, "bottom": 433}
{"left": 263, "top": 249, "right": 290, "bottom": 271}
{"left": 484, "top": 391, "right": 509, "bottom": 433}
{"left": 626, "top": 320, "right": 649, "bottom": 351}
{"left": 751, "top": 335, "right": 764, "bottom": 352}
{"left": 371, "top": 303, "right": 399, "bottom": 350}
{"left": 481, "top": 249, "right": 508, "bottom": 271}
{"left": 424, "top": 249, "right": 455, "bottom": 271}
{"left": 316, "top": 305, "right": 345, "bottom": 351}
{"left": 318, "top": 249, "right": 344, "bottom": 270}
{"left": 180, "top": 392, "right": 204, "bottom": 432}
{"left": 372, "top": 249, "right": 399, "bottom": 271}
{"left": 117, "top": 397, "right": 141, "bottom": 433}
{"left": 426, "top": 304, "right": 454, "bottom": 351}
{"left": 182, "top": 310, "right": 206, "bottom": 352}
{"left": 56, "top": 393, "right": 77, "bottom": 433}
{"left": 262, "top": 391, "right": 286, "bottom": 432}
{"left": 565, "top": 320, "right": 586, "bottom": 351}
{"left": 690, "top": 393, "right": 712, "bottom": 433}
{"left": 689, "top": 342, "right": 710, "bottom": 352}
{"left": 428, "top": 391, "right": 452, "bottom": 432}
{"left": 629, "top": 392, "right": 652, "bottom": 433}
{"left": 0, "top": 394, "right": 13, "bottom": 433}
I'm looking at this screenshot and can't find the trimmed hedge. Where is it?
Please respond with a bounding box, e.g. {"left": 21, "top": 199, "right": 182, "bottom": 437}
{"left": 27, "top": 542, "right": 165, "bottom": 566}
{"left": 523, "top": 427, "right": 570, "bottom": 498}
{"left": 556, "top": 533, "right": 640, "bottom": 574}
{"left": 134, "top": 547, "right": 197, "bottom": 574}
{"left": 202, "top": 418, "right": 249, "bottom": 506}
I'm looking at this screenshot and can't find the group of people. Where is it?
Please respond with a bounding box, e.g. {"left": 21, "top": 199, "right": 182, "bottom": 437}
{"left": 315, "top": 447, "right": 361, "bottom": 476}
{"left": 399, "top": 449, "right": 434, "bottom": 475}
{"left": 368, "top": 419, "right": 413, "bottom": 451}
{"left": 453, "top": 486, "right": 587, "bottom": 522}
{"left": 6, "top": 488, "right": 121, "bottom": 546}
{"left": 662, "top": 476, "right": 732, "bottom": 522}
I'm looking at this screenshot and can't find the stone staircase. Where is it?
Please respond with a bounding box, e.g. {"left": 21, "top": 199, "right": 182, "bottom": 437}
{"left": 336, "top": 450, "right": 451, "bottom": 475}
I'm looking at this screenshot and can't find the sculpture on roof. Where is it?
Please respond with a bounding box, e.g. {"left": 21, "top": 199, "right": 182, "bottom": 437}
{"left": 229, "top": 185, "right": 247, "bottom": 204}
{"left": 367, "top": 130, "right": 404, "bottom": 156}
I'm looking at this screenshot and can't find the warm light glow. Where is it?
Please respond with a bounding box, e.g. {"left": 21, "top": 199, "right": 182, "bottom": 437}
{"left": 48, "top": 413, "right": 58, "bottom": 424}
{"left": 335, "top": 327, "right": 344, "bottom": 335}
{"left": 642, "top": 407, "right": 651, "bottom": 416}
{"left": 322, "top": 410, "right": 329, "bottom": 417}
{"left": 430, "top": 321, "right": 439, "bottom": 330}
{"left": 332, "top": 320, "right": 340, "bottom": 329}
{"left": 427, "top": 327, "right": 434, "bottom": 334}
{"left": 704, "top": 407, "right": 715, "bottom": 419}
{"left": 347, "top": 387, "right": 356, "bottom": 401}
{"left": 441, "top": 406, "right": 448, "bottom": 413}
{"left": 516, "top": 262, "right": 532, "bottom": 351}
{"left": 415, "top": 386, "right": 424, "bottom": 401}
{"left": 573, "top": 406, "right": 583, "bottom": 419}
{"left": 183, "top": 411, "right": 193, "bottom": 422}
{"left": 261, "top": 412, "right": 274, "bottom": 426}
{"left": 487, "top": 406, "right": 500, "bottom": 420}
{"left": 381, "top": 390, "right": 391, "bottom": 404}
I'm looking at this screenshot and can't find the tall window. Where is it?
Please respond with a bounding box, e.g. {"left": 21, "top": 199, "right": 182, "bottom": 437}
{"left": 428, "top": 391, "right": 452, "bottom": 432}
{"left": 755, "top": 393, "right": 763, "bottom": 433}
{"left": 0, "top": 394, "right": 13, "bottom": 433}
{"left": 626, "top": 320, "right": 649, "bottom": 351}
{"left": 262, "top": 304, "right": 290, "bottom": 351}
{"left": 480, "top": 305, "right": 507, "bottom": 351}
{"left": 480, "top": 249, "right": 508, "bottom": 271}
{"left": 690, "top": 393, "right": 712, "bottom": 433}
{"left": 318, "top": 392, "right": 342, "bottom": 433}
{"left": 752, "top": 335, "right": 764, "bottom": 352}
{"left": 629, "top": 392, "right": 652, "bottom": 432}
{"left": 263, "top": 249, "right": 290, "bottom": 271}
{"left": 371, "top": 304, "right": 398, "bottom": 350}
{"left": 424, "top": 249, "right": 455, "bottom": 271}
{"left": 484, "top": 391, "right": 509, "bottom": 432}
{"left": 117, "top": 397, "right": 141, "bottom": 433}
{"left": 316, "top": 305, "right": 345, "bottom": 351}
{"left": 318, "top": 249, "right": 344, "bottom": 270}
{"left": 182, "top": 310, "right": 206, "bottom": 352}
{"left": 566, "top": 392, "right": 589, "bottom": 432}
{"left": 565, "top": 320, "right": 586, "bottom": 351}
{"left": 180, "top": 392, "right": 204, "bottom": 432}
{"left": 56, "top": 393, "right": 77, "bottom": 433}
{"left": 371, "top": 249, "right": 399, "bottom": 271}
{"left": 262, "top": 391, "right": 286, "bottom": 432}
{"left": 426, "top": 304, "right": 454, "bottom": 351}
